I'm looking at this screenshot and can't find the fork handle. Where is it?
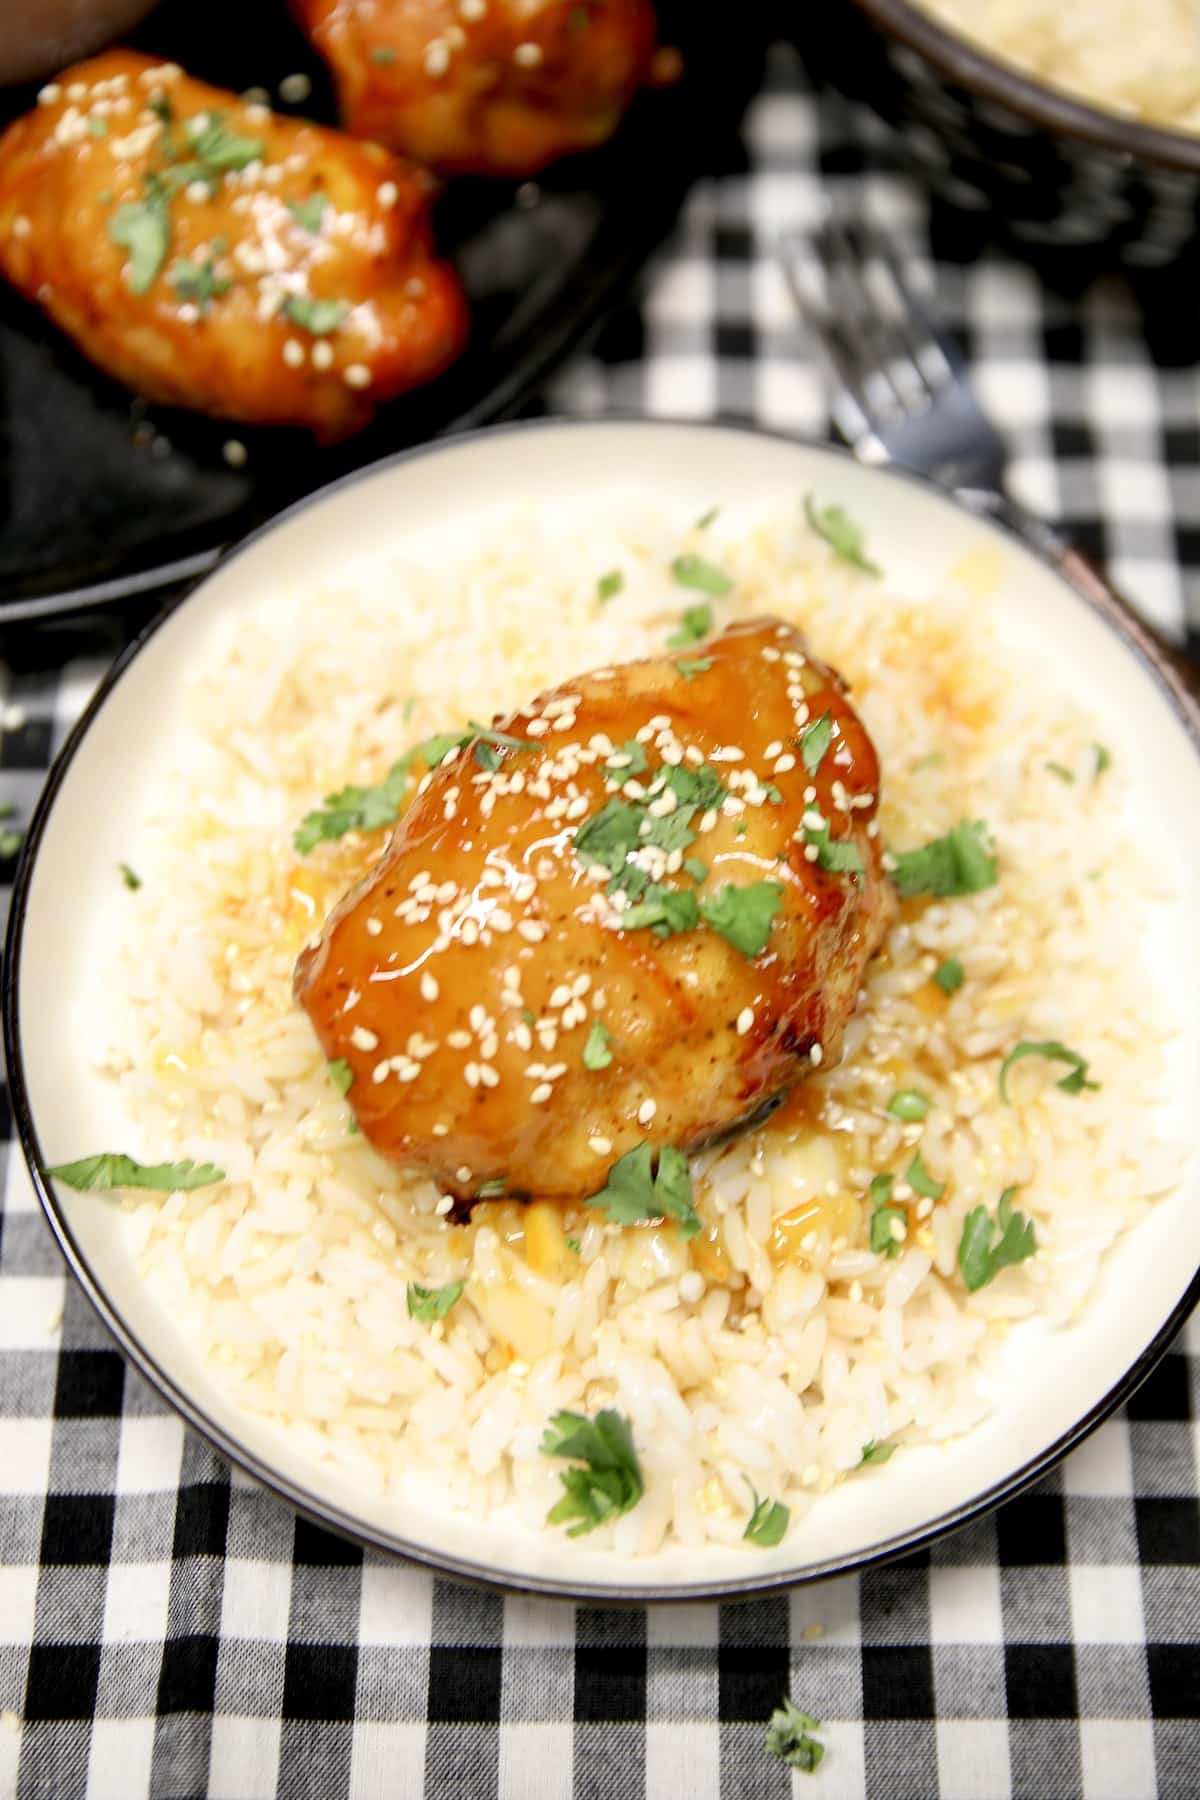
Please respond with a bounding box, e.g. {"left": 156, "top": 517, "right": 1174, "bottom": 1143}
{"left": 963, "top": 489, "right": 1200, "bottom": 712}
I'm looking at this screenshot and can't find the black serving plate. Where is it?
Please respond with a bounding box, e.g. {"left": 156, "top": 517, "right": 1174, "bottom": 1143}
{"left": 0, "top": 0, "right": 768, "bottom": 622}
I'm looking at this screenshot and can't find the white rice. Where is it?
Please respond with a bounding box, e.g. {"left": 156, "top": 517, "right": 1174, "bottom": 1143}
{"left": 917, "top": 0, "right": 1200, "bottom": 134}
{"left": 91, "top": 500, "right": 1181, "bottom": 1555}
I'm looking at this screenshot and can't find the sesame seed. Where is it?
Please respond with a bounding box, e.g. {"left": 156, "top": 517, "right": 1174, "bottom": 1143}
{"left": 350, "top": 1026, "right": 379, "bottom": 1051}
{"left": 365, "top": 917, "right": 382, "bottom": 936}
{"left": 889, "top": 1216, "right": 907, "bottom": 1242}
{"left": 222, "top": 439, "right": 247, "bottom": 467}
{"left": 435, "top": 1194, "right": 454, "bottom": 1215}
{"left": 916, "top": 1196, "right": 934, "bottom": 1219}
{"left": 432, "top": 1122, "right": 449, "bottom": 1137}
{"left": 311, "top": 340, "right": 334, "bottom": 370}
{"left": 38, "top": 84, "right": 62, "bottom": 104}
{"left": 177, "top": 302, "right": 199, "bottom": 324}
{"left": 456, "top": 1166, "right": 472, "bottom": 1183}
{"left": 736, "top": 1007, "right": 754, "bottom": 1036}
{"left": 283, "top": 339, "right": 305, "bottom": 368}
{"left": 514, "top": 39, "right": 542, "bottom": 65}
{"left": 420, "top": 972, "right": 439, "bottom": 1001}
{"left": 447, "top": 1029, "right": 471, "bottom": 1049}
{"left": 678, "top": 1271, "right": 705, "bottom": 1304}
{"left": 344, "top": 363, "right": 372, "bottom": 389}
{"left": 67, "top": 82, "right": 87, "bottom": 101}
{"left": 372, "top": 1060, "right": 391, "bottom": 1084}
{"left": 530, "top": 1083, "right": 553, "bottom": 1104}
{"left": 764, "top": 740, "right": 783, "bottom": 759}
{"left": 424, "top": 38, "right": 452, "bottom": 76}
{"left": 518, "top": 920, "right": 547, "bottom": 943}
{"left": 464, "top": 1063, "right": 480, "bottom": 1088}
{"left": 810, "top": 1043, "right": 823, "bottom": 1065}
{"left": 774, "top": 753, "right": 796, "bottom": 774}
{"left": 278, "top": 72, "right": 312, "bottom": 103}
{"left": 185, "top": 180, "right": 210, "bottom": 203}
{"left": 513, "top": 1023, "right": 533, "bottom": 1051}
{"left": 11, "top": 215, "right": 30, "bottom": 240}
{"left": 461, "top": 0, "right": 487, "bottom": 15}
{"left": 377, "top": 180, "right": 398, "bottom": 208}
{"left": 549, "top": 983, "right": 572, "bottom": 1009}
{"left": 588, "top": 1136, "right": 612, "bottom": 1155}
{"left": 637, "top": 1098, "right": 657, "bottom": 1125}
{"left": 478, "top": 1064, "right": 500, "bottom": 1088}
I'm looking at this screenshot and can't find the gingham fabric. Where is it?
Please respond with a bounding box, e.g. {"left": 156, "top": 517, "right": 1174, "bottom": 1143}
{"left": 1, "top": 40, "right": 1198, "bottom": 1800}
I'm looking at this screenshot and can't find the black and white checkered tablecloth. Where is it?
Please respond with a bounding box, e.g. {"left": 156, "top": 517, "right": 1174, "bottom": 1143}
{"left": 1, "top": 40, "right": 1197, "bottom": 1800}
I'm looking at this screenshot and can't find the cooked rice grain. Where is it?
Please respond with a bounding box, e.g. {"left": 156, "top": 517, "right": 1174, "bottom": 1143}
{"left": 95, "top": 502, "right": 1181, "bottom": 1554}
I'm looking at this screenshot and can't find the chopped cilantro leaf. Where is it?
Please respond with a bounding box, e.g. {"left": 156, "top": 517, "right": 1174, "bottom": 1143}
{"left": 805, "top": 818, "right": 864, "bottom": 876}
{"left": 282, "top": 294, "right": 348, "bottom": 335}
{"left": 575, "top": 797, "right": 642, "bottom": 878}
{"left": 294, "top": 760, "right": 410, "bottom": 852}
{"left": 541, "top": 1408, "right": 644, "bottom": 1536}
{"left": 675, "top": 658, "right": 713, "bottom": 680}
{"left": 87, "top": 116, "right": 108, "bottom": 139}
{"left": 667, "top": 602, "right": 713, "bottom": 646}
{"left": 868, "top": 1172, "right": 905, "bottom": 1257}
{"left": 766, "top": 1698, "right": 825, "bottom": 1774}
{"left": 0, "top": 828, "right": 21, "bottom": 859}
{"left": 1093, "top": 743, "right": 1111, "bottom": 776}
{"left": 108, "top": 190, "right": 170, "bottom": 294}
{"left": 957, "top": 1187, "right": 1036, "bottom": 1291}
{"left": 328, "top": 1058, "right": 353, "bottom": 1096}
{"left": 887, "top": 1089, "right": 929, "bottom": 1122}
{"left": 46, "top": 1154, "right": 223, "bottom": 1191}
{"left": 804, "top": 493, "right": 880, "bottom": 575}
{"left": 663, "top": 763, "right": 727, "bottom": 814}
{"left": 583, "top": 1019, "right": 613, "bottom": 1070}
{"left": 890, "top": 820, "right": 996, "bottom": 898}
{"left": 466, "top": 720, "right": 539, "bottom": 755}
{"left": 118, "top": 862, "right": 141, "bottom": 891}
{"left": 933, "top": 956, "right": 964, "bottom": 994}
{"left": 671, "top": 554, "right": 732, "bottom": 596}
{"left": 566, "top": 1236, "right": 581, "bottom": 1253}
{"left": 743, "top": 1484, "right": 789, "bottom": 1547}
{"left": 905, "top": 1150, "right": 944, "bottom": 1201}
{"left": 860, "top": 1440, "right": 895, "bottom": 1466}
{"left": 618, "top": 885, "right": 699, "bottom": 937}
{"left": 998, "top": 1040, "right": 1098, "bottom": 1103}
{"left": 184, "top": 112, "right": 265, "bottom": 172}
{"left": 607, "top": 740, "right": 648, "bottom": 784}
{"left": 476, "top": 1178, "right": 507, "bottom": 1198}
{"left": 682, "top": 857, "right": 708, "bottom": 885}
{"left": 369, "top": 45, "right": 397, "bottom": 62}
{"left": 695, "top": 506, "right": 719, "bottom": 528}
{"left": 288, "top": 193, "right": 328, "bottom": 233}
{"left": 474, "top": 741, "right": 501, "bottom": 771}
{"left": 596, "top": 568, "right": 624, "bottom": 604}
{"left": 800, "top": 712, "right": 833, "bottom": 776}
{"left": 171, "top": 256, "right": 231, "bottom": 311}
{"left": 587, "top": 1142, "right": 700, "bottom": 1237}
{"left": 1046, "top": 760, "right": 1075, "bottom": 783}
{"left": 700, "top": 880, "right": 784, "bottom": 957}
{"left": 148, "top": 92, "right": 173, "bottom": 127}
{"left": 406, "top": 1279, "right": 464, "bottom": 1322}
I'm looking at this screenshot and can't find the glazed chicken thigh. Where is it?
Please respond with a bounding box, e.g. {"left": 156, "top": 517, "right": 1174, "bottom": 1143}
{"left": 293, "top": 0, "right": 658, "bottom": 177}
{"left": 296, "top": 618, "right": 896, "bottom": 1203}
{"left": 0, "top": 51, "right": 467, "bottom": 437}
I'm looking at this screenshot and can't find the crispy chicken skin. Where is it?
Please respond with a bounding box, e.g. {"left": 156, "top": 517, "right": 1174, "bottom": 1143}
{"left": 293, "top": 0, "right": 658, "bottom": 177}
{"left": 0, "top": 51, "right": 468, "bottom": 438}
{"left": 296, "top": 618, "right": 896, "bottom": 1203}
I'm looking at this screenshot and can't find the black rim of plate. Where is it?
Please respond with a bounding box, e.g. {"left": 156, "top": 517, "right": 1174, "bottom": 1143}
{"left": 5, "top": 416, "right": 1200, "bottom": 1603}
{"left": 853, "top": 0, "right": 1200, "bottom": 172}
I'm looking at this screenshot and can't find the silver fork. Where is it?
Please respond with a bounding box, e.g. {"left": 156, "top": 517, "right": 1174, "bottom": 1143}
{"left": 776, "top": 209, "right": 1131, "bottom": 616}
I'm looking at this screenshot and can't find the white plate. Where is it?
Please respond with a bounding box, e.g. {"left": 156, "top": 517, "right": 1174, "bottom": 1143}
{"left": 6, "top": 419, "right": 1200, "bottom": 1600}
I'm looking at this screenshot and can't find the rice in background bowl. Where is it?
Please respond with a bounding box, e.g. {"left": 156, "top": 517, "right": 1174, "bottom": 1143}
{"left": 76, "top": 494, "right": 1184, "bottom": 1561}
{"left": 914, "top": 0, "right": 1200, "bottom": 134}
